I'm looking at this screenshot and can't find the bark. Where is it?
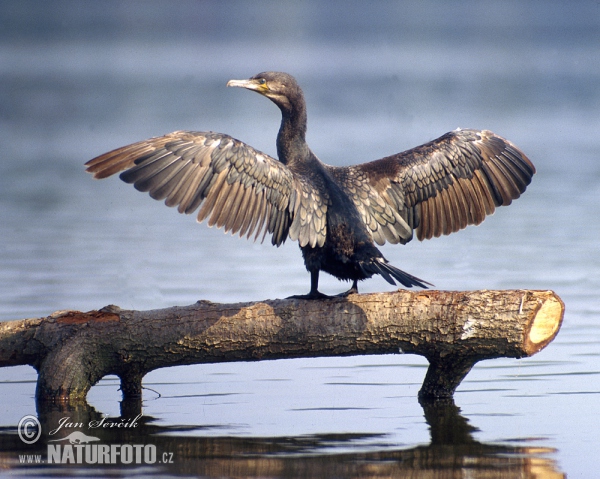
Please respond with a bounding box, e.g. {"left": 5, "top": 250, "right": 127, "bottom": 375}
{"left": 0, "top": 290, "right": 564, "bottom": 403}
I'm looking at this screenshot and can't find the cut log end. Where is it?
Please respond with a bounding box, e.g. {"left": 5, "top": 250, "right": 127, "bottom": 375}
{"left": 0, "top": 289, "right": 564, "bottom": 404}
{"left": 524, "top": 291, "right": 565, "bottom": 356}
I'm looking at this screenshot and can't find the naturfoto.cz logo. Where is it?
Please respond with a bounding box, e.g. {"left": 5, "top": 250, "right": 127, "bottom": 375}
{"left": 47, "top": 442, "right": 159, "bottom": 465}
{"left": 17, "top": 414, "right": 174, "bottom": 466}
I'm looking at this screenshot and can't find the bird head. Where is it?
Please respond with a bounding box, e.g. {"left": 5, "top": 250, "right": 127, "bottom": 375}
{"left": 227, "top": 71, "right": 302, "bottom": 113}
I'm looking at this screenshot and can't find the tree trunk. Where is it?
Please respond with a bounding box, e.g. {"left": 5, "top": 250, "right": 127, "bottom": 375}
{"left": 0, "top": 290, "right": 564, "bottom": 403}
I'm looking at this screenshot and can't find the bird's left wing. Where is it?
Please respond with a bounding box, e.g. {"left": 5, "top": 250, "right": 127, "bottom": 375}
{"left": 330, "top": 129, "right": 535, "bottom": 245}
{"left": 85, "top": 130, "right": 325, "bottom": 247}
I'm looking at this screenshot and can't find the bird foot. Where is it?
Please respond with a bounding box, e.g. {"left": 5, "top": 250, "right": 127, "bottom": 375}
{"left": 287, "top": 287, "right": 359, "bottom": 300}
{"left": 287, "top": 290, "right": 332, "bottom": 300}
{"left": 335, "top": 286, "right": 358, "bottom": 297}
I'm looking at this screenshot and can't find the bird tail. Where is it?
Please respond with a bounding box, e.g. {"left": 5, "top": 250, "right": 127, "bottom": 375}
{"left": 362, "top": 259, "right": 433, "bottom": 289}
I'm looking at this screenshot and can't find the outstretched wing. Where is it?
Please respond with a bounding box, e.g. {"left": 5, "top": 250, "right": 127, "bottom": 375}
{"left": 85, "top": 130, "right": 327, "bottom": 248}
{"left": 330, "top": 129, "right": 535, "bottom": 245}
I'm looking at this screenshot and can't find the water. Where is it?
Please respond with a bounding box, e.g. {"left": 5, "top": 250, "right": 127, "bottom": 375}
{"left": 1, "top": 1, "right": 599, "bottom": 476}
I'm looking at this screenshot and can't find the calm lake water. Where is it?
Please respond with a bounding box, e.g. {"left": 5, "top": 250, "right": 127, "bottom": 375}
{"left": 1, "top": 1, "right": 599, "bottom": 477}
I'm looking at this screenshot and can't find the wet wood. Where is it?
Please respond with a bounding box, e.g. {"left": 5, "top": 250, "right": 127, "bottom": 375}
{"left": 0, "top": 290, "right": 564, "bottom": 403}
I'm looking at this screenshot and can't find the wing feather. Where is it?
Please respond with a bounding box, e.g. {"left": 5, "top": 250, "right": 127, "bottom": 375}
{"left": 231, "top": 186, "right": 252, "bottom": 236}
{"left": 240, "top": 186, "right": 259, "bottom": 239}
{"left": 198, "top": 170, "right": 228, "bottom": 224}
{"left": 330, "top": 129, "right": 534, "bottom": 244}
{"left": 149, "top": 160, "right": 193, "bottom": 201}
{"left": 85, "top": 130, "right": 327, "bottom": 247}
{"left": 216, "top": 181, "right": 243, "bottom": 230}
{"left": 169, "top": 163, "right": 204, "bottom": 211}
{"left": 253, "top": 191, "right": 269, "bottom": 242}
{"left": 247, "top": 190, "right": 265, "bottom": 241}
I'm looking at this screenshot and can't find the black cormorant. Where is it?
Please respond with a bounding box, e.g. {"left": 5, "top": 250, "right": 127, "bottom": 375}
{"left": 85, "top": 71, "right": 535, "bottom": 299}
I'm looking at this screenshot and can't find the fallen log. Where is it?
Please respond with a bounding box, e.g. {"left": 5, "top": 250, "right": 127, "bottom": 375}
{"left": 0, "top": 290, "right": 563, "bottom": 403}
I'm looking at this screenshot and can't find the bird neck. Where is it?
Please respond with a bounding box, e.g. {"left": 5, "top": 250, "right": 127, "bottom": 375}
{"left": 276, "top": 101, "right": 309, "bottom": 165}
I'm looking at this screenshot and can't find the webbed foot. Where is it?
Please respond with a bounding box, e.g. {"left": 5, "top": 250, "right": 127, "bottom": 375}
{"left": 287, "top": 290, "right": 332, "bottom": 300}
{"left": 335, "top": 280, "right": 359, "bottom": 298}
{"left": 335, "top": 286, "right": 358, "bottom": 297}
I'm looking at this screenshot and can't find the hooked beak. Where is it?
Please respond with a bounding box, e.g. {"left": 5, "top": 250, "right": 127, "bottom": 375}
{"left": 226, "top": 78, "right": 268, "bottom": 94}
{"left": 226, "top": 78, "right": 252, "bottom": 89}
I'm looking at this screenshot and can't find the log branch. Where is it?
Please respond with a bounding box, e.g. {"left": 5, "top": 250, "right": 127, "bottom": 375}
{"left": 0, "top": 290, "right": 564, "bottom": 403}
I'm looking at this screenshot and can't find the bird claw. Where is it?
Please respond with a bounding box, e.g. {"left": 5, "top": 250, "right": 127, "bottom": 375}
{"left": 287, "top": 286, "right": 358, "bottom": 300}
{"left": 335, "top": 286, "right": 358, "bottom": 298}
{"left": 287, "top": 290, "right": 332, "bottom": 300}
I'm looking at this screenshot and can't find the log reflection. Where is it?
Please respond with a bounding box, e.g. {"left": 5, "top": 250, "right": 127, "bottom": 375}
{"left": 0, "top": 398, "right": 564, "bottom": 478}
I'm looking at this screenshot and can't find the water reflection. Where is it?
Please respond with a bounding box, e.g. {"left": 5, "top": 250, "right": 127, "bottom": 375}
{"left": 1, "top": 0, "right": 596, "bottom": 476}
{"left": 0, "top": 398, "right": 563, "bottom": 478}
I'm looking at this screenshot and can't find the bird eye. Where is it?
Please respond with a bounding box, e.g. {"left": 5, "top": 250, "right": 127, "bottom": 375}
{"left": 258, "top": 78, "right": 267, "bottom": 85}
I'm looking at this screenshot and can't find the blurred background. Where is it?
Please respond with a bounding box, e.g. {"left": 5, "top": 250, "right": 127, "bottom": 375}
{"left": 1, "top": 1, "right": 598, "bottom": 477}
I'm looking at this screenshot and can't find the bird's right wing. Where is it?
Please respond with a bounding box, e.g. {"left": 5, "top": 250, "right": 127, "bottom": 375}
{"left": 331, "top": 129, "right": 535, "bottom": 245}
{"left": 85, "top": 130, "right": 327, "bottom": 248}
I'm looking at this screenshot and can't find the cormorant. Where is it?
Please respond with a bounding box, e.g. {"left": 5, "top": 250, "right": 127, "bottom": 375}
{"left": 85, "top": 71, "right": 535, "bottom": 299}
